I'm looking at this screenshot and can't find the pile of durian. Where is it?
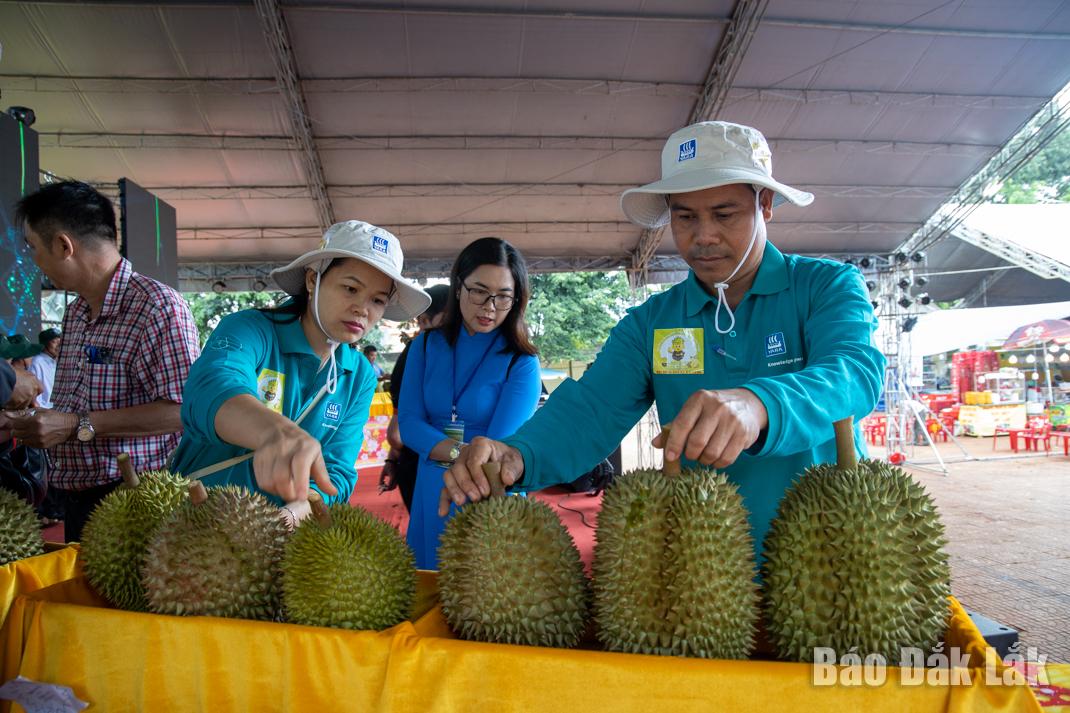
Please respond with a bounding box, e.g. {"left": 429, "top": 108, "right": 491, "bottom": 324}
{"left": 77, "top": 454, "right": 416, "bottom": 628}
{"left": 437, "top": 420, "right": 951, "bottom": 663}
{"left": 4, "top": 417, "right": 952, "bottom": 663}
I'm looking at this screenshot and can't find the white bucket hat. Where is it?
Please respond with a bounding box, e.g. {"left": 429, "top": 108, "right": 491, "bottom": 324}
{"left": 620, "top": 121, "right": 814, "bottom": 229}
{"left": 271, "top": 220, "right": 431, "bottom": 322}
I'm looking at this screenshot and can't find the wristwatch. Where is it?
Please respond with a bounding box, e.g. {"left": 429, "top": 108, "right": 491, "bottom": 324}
{"left": 448, "top": 441, "right": 465, "bottom": 463}
{"left": 76, "top": 412, "right": 96, "bottom": 443}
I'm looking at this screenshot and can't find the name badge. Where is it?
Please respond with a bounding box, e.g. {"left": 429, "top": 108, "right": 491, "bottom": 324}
{"left": 653, "top": 328, "right": 704, "bottom": 375}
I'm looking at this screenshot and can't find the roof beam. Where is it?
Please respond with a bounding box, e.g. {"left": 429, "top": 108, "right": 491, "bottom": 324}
{"left": 898, "top": 82, "right": 1070, "bottom": 256}
{"left": 951, "top": 224, "right": 1070, "bottom": 282}
{"left": 253, "top": 0, "right": 333, "bottom": 230}
{"left": 38, "top": 132, "right": 999, "bottom": 156}
{"left": 957, "top": 270, "right": 1010, "bottom": 309}
{"left": 88, "top": 181, "right": 953, "bottom": 201}
{"left": 631, "top": 0, "right": 769, "bottom": 286}
{"left": 5, "top": 75, "right": 1049, "bottom": 110}
{"left": 12, "top": 1, "right": 1070, "bottom": 40}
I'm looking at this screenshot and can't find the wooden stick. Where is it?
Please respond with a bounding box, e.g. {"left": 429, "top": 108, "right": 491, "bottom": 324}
{"left": 308, "top": 490, "right": 332, "bottom": 527}
{"left": 117, "top": 453, "right": 139, "bottom": 489}
{"left": 189, "top": 481, "right": 208, "bottom": 505}
{"left": 659, "top": 426, "right": 681, "bottom": 477}
{"left": 833, "top": 418, "right": 858, "bottom": 471}
{"left": 481, "top": 462, "right": 507, "bottom": 498}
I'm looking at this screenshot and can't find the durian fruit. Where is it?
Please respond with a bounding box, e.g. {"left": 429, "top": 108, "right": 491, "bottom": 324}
{"left": 762, "top": 418, "right": 951, "bottom": 663}
{"left": 0, "top": 487, "right": 44, "bottom": 566}
{"left": 81, "top": 454, "right": 189, "bottom": 610}
{"left": 282, "top": 492, "right": 415, "bottom": 630}
{"left": 593, "top": 467, "right": 759, "bottom": 659}
{"left": 438, "top": 464, "right": 589, "bottom": 648}
{"left": 142, "top": 482, "right": 289, "bottom": 621}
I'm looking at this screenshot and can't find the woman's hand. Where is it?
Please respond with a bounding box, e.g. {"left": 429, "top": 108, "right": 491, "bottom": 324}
{"left": 252, "top": 422, "right": 338, "bottom": 503}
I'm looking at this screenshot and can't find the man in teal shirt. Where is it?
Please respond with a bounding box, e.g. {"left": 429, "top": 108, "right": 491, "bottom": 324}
{"left": 441, "top": 121, "right": 885, "bottom": 554}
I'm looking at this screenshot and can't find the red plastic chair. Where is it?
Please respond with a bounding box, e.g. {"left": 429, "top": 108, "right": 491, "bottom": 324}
{"left": 1022, "top": 424, "right": 1052, "bottom": 453}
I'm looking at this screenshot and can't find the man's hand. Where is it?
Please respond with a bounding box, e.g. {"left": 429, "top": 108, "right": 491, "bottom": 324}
{"left": 652, "top": 388, "right": 768, "bottom": 469}
{"left": 10, "top": 409, "right": 78, "bottom": 448}
{"left": 251, "top": 422, "right": 338, "bottom": 503}
{"left": 6, "top": 369, "right": 42, "bottom": 410}
{"left": 438, "top": 436, "right": 525, "bottom": 516}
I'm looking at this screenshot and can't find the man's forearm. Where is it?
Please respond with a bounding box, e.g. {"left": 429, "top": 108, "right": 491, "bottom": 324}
{"left": 90, "top": 400, "right": 183, "bottom": 437}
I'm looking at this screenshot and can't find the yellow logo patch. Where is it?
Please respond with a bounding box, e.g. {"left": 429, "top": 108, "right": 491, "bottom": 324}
{"left": 257, "top": 369, "right": 285, "bottom": 413}
{"left": 653, "top": 328, "right": 704, "bottom": 374}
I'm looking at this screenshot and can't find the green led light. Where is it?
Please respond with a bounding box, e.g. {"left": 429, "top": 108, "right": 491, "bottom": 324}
{"left": 18, "top": 123, "right": 26, "bottom": 196}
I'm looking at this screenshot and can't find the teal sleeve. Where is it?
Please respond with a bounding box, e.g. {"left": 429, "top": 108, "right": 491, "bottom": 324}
{"left": 504, "top": 311, "right": 654, "bottom": 491}
{"left": 180, "top": 311, "right": 270, "bottom": 446}
{"left": 397, "top": 333, "right": 450, "bottom": 459}
{"left": 485, "top": 353, "right": 541, "bottom": 440}
{"left": 313, "top": 362, "right": 376, "bottom": 505}
{"left": 744, "top": 265, "right": 886, "bottom": 457}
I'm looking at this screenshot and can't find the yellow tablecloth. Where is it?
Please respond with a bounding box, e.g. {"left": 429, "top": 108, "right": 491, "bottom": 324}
{"left": 0, "top": 565, "right": 1041, "bottom": 713}
{"left": 0, "top": 546, "right": 78, "bottom": 633}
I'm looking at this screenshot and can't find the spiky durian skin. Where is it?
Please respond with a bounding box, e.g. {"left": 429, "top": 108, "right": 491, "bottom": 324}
{"left": 762, "top": 459, "right": 951, "bottom": 663}
{"left": 593, "top": 468, "right": 759, "bottom": 659}
{"left": 0, "top": 488, "right": 44, "bottom": 566}
{"left": 282, "top": 504, "right": 416, "bottom": 630}
{"left": 438, "top": 496, "right": 589, "bottom": 648}
{"left": 81, "top": 470, "right": 189, "bottom": 610}
{"left": 142, "top": 486, "right": 289, "bottom": 621}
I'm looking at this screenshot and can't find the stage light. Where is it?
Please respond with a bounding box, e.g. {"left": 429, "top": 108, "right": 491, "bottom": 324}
{"left": 1031, "top": 371, "right": 1040, "bottom": 380}
{"left": 1061, "top": 353, "right": 1069, "bottom": 363}
{"left": 915, "top": 276, "right": 929, "bottom": 287}
{"left": 844, "top": 258, "right": 856, "bottom": 266}
{"left": 871, "top": 300, "right": 879, "bottom": 310}
{"left": 866, "top": 280, "right": 877, "bottom": 292}
{"left": 916, "top": 294, "right": 932, "bottom": 306}
{"left": 1009, "top": 355, "right": 1019, "bottom": 364}
{"left": 1050, "top": 344, "right": 1060, "bottom": 353}
{"left": 212, "top": 280, "right": 227, "bottom": 293}
{"left": 252, "top": 279, "right": 267, "bottom": 292}
{"left": 898, "top": 296, "right": 913, "bottom": 309}
{"left": 5, "top": 106, "right": 36, "bottom": 127}
{"left": 1045, "top": 353, "right": 1055, "bottom": 363}
{"left": 898, "top": 278, "right": 911, "bottom": 290}
{"left": 894, "top": 251, "right": 908, "bottom": 264}
{"left": 902, "top": 316, "right": 918, "bottom": 333}
{"left": 911, "top": 251, "right": 926, "bottom": 263}
{"left": 859, "top": 257, "right": 872, "bottom": 269}
{"left": 1026, "top": 354, "right": 1036, "bottom": 364}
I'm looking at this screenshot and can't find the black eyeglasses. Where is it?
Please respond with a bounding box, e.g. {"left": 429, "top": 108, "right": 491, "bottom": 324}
{"left": 462, "top": 283, "right": 515, "bottom": 310}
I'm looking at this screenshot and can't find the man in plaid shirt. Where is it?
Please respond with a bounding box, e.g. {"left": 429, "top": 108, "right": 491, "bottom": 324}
{"left": 11, "top": 182, "right": 200, "bottom": 541}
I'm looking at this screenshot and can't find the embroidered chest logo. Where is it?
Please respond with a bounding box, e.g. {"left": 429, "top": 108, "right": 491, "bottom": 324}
{"left": 257, "top": 369, "right": 285, "bottom": 414}
{"left": 678, "top": 139, "right": 697, "bottom": 162}
{"left": 653, "top": 328, "right": 704, "bottom": 375}
{"left": 372, "top": 235, "right": 389, "bottom": 254}
{"left": 324, "top": 402, "right": 341, "bottom": 421}
{"left": 765, "top": 332, "right": 786, "bottom": 357}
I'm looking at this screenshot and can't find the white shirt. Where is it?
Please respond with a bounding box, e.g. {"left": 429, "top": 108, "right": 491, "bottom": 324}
{"left": 27, "top": 352, "right": 56, "bottom": 409}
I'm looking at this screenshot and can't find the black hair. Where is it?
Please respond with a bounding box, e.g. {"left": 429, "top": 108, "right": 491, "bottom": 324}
{"left": 439, "top": 237, "right": 537, "bottom": 356}
{"left": 15, "top": 181, "right": 118, "bottom": 248}
{"left": 363, "top": 344, "right": 378, "bottom": 355}
{"left": 425, "top": 283, "right": 450, "bottom": 318}
{"left": 259, "top": 259, "right": 341, "bottom": 324}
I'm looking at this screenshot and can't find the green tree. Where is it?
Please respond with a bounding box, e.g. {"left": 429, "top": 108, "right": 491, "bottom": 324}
{"left": 992, "top": 129, "right": 1070, "bottom": 203}
{"left": 183, "top": 291, "right": 281, "bottom": 345}
{"left": 527, "top": 271, "right": 632, "bottom": 362}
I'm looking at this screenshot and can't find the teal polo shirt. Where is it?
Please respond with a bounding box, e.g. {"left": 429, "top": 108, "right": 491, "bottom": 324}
{"left": 504, "top": 243, "right": 885, "bottom": 557}
{"left": 173, "top": 308, "right": 377, "bottom": 505}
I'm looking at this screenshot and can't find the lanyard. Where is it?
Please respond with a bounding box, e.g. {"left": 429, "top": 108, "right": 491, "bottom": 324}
{"left": 450, "top": 332, "right": 500, "bottom": 422}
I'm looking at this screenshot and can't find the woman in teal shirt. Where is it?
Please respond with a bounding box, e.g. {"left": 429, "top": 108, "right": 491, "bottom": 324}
{"left": 173, "top": 221, "right": 430, "bottom": 526}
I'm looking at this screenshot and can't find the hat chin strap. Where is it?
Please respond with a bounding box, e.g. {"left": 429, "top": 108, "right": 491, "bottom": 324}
{"left": 310, "top": 270, "right": 340, "bottom": 395}
{"left": 712, "top": 189, "right": 762, "bottom": 336}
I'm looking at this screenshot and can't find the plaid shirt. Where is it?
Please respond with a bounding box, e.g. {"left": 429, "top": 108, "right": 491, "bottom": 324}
{"left": 50, "top": 259, "right": 200, "bottom": 490}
